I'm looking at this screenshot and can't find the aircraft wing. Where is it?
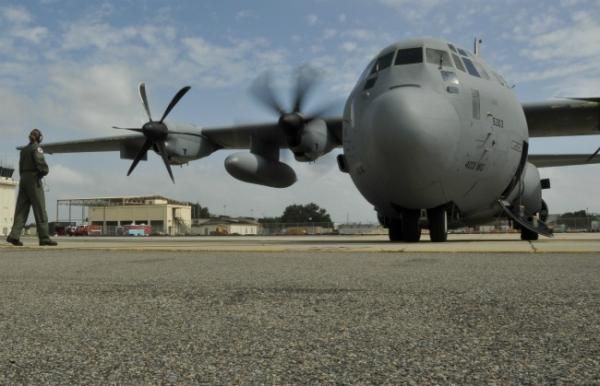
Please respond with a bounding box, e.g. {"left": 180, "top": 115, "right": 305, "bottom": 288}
{"left": 524, "top": 98, "right": 600, "bottom": 137}
{"left": 37, "top": 134, "right": 145, "bottom": 154}
{"left": 201, "top": 117, "right": 343, "bottom": 149}
{"left": 32, "top": 117, "right": 343, "bottom": 154}
{"left": 529, "top": 153, "right": 600, "bottom": 168}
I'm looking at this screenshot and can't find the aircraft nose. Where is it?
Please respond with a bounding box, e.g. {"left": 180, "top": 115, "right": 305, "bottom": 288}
{"left": 367, "top": 86, "right": 461, "bottom": 202}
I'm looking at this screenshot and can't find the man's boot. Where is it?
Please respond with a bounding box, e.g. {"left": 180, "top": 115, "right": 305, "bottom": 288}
{"left": 39, "top": 239, "right": 58, "bottom": 246}
{"left": 6, "top": 236, "right": 23, "bottom": 246}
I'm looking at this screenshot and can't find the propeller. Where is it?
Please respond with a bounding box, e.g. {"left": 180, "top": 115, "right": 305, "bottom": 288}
{"left": 114, "top": 83, "right": 191, "bottom": 183}
{"left": 586, "top": 146, "right": 600, "bottom": 163}
{"left": 250, "top": 66, "right": 336, "bottom": 148}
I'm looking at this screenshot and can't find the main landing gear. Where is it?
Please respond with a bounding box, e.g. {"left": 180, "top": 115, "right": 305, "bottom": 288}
{"left": 387, "top": 207, "right": 448, "bottom": 243}
{"left": 427, "top": 206, "right": 448, "bottom": 242}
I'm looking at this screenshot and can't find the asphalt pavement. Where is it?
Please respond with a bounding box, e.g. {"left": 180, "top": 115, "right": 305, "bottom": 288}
{"left": 1, "top": 248, "right": 599, "bottom": 384}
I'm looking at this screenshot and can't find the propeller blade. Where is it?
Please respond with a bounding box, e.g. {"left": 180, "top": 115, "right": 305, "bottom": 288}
{"left": 139, "top": 82, "right": 153, "bottom": 122}
{"left": 304, "top": 100, "right": 343, "bottom": 121}
{"left": 156, "top": 141, "right": 175, "bottom": 183}
{"left": 586, "top": 146, "right": 600, "bottom": 163}
{"left": 113, "top": 126, "right": 144, "bottom": 133}
{"left": 159, "top": 86, "right": 191, "bottom": 123}
{"left": 249, "top": 72, "right": 286, "bottom": 116}
{"left": 292, "top": 65, "right": 321, "bottom": 113}
{"left": 127, "top": 139, "right": 153, "bottom": 177}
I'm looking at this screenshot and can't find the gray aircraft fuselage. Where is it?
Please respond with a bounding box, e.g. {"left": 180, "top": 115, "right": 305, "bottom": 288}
{"left": 342, "top": 38, "right": 538, "bottom": 226}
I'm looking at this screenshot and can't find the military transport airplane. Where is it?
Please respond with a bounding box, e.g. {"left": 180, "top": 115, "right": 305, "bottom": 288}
{"left": 36, "top": 37, "right": 600, "bottom": 242}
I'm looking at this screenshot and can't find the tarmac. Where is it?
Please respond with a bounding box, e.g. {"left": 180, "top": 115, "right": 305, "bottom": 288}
{"left": 1, "top": 233, "right": 599, "bottom": 384}
{"left": 1, "top": 232, "right": 600, "bottom": 253}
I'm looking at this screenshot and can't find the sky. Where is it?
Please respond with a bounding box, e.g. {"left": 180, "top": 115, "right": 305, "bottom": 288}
{"left": 1, "top": 0, "right": 599, "bottom": 223}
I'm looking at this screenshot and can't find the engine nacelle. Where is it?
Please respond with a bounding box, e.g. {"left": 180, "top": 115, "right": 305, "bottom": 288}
{"left": 291, "top": 119, "right": 335, "bottom": 162}
{"left": 225, "top": 152, "right": 297, "bottom": 188}
{"left": 512, "top": 162, "right": 542, "bottom": 216}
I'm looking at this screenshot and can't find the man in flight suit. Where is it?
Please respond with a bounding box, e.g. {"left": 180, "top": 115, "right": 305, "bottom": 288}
{"left": 6, "top": 129, "right": 57, "bottom": 246}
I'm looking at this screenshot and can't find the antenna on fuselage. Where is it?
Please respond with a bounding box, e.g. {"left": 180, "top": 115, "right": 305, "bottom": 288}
{"left": 474, "top": 37, "right": 482, "bottom": 56}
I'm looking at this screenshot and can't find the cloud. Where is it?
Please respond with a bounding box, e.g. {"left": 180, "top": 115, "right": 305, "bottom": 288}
{"left": 307, "top": 14, "right": 318, "bottom": 26}
{"left": 235, "top": 9, "right": 255, "bottom": 21}
{"left": 41, "top": 63, "right": 142, "bottom": 134}
{"left": 180, "top": 37, "right": 288, "bottom": 87}
{"left": 47, "top": 164, "right": 93, "bottom": 186}
{"left": 1, "top": 6, "right": 32, "bottom": 24}
{"left": 524, "top": 12, "right": 600, "bottom": 61}
{"left": 378, "top": 0, "right": 444, "bottom": 21}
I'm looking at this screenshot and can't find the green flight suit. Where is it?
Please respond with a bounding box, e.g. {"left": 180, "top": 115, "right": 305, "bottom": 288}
{"left": 9, "top": 142, "right": 51, "bottom": 241}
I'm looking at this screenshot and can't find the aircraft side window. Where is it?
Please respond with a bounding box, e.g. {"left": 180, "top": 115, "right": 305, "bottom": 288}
{"left": 425, "top": 48, "right": 452, "bottom": 68}
{"left": 358, "top": 58, "right": 377, "bottom": 83}
{"left": 370, "top": 51, "right": 395, "bottom": 74}
{"left": 394, "top": 47, "right": 423, "bottom": 65}
{"left": 364, "top": 77, "right": 377, "bottom": 90}
{"left": 441, "top": 71, "right": 459, "bottom": 85}
{"left": 462, "top": 57, "right": 481, "bottom": 77}
{"left": 451, "top": 53, "right": 466, "bottom": 72}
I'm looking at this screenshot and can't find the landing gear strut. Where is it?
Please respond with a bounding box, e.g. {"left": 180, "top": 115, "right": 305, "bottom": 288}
{"left": 427, "top": 206, "right": 448, "bottom": 242}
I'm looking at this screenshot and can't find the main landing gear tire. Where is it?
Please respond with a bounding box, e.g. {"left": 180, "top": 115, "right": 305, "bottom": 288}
{"left": 427, "top": 207, "right": 448, "bottom": 242}
{"left": 402, "top": 209, "right": 421, "bottom": 243}
{"left": 388, "top": 218, "right": 404, "bottom": 242}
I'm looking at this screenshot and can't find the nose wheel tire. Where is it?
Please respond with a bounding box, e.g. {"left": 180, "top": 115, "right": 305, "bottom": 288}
{"left": 401, "top": 209, "right": 421, "bottom": 242}
{"left": 427, "top": 207, "right": 448, "bottom": 242}
{"left": 388, "top": 218, "right": 404, "bottom": 242}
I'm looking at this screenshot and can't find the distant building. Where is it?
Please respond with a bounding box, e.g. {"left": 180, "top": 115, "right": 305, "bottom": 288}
{"left": 337, "top": 223, "right": 386, "bottom": 235}
{"left": 57, "top": 195, "right": 192, "bottom": 236}
{"left": 0, "top": 167, "right": 17, "bottom": 237}
{"left": 191, "top": 217, "right": 259, "bottom": 236}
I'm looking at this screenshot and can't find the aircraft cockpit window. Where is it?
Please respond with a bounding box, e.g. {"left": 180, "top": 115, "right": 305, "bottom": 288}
{"left": 448, "top": 43, "right": 457, "bottom": 53}
{"left": 370, "top": 51, "right": 395, "bottom": 74}
{"left": 451, "top": 53, "right": 466, "bottom": 72}
{"left": 358, "top": 58, "right": 377, "bottom": 83}
{"left": 394, "top": 47, "right": 423, "bottom": 65}
{"left": 457, "top": 47, "right": 469, "bottom": 56}
{"left": 425, "top": 48, "right": 453, "bottom": 68}
{"left": 461, "top": 57, "right": 481, "bottom": 77}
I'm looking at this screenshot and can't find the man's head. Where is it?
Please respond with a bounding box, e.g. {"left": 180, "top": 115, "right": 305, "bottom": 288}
{"left": 29, "top": 129, "right": 43, "bottom": 144}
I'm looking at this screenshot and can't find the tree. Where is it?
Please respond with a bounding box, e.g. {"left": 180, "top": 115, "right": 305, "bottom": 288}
{"left": 190, "top": 203, "right": 211, "bottom": 219}
{"left": 280, "top": 203, "right": 333, "bottom": 226}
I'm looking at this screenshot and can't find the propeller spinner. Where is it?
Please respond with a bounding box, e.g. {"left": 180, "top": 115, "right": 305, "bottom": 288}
{"left": 114, "top": 83, "right": 191, "bottom": 183}
{"left": 250, "top": 66, "right": 334, "bottom": 148}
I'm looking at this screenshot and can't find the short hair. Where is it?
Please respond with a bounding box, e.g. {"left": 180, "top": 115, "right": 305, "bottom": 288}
{"left": 29, "top": 128, "right": 43, "bottom": 143}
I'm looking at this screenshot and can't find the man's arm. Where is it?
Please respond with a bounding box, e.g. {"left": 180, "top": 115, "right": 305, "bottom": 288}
{"left": 33, "top": 146, "right": 49, "bottom": 177}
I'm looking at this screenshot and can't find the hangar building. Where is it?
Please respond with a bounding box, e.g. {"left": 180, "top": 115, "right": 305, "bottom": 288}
{"left": 191, "top": 217, "right": 259, "bottom": 236}
{"left": 57, "top": 195, "right": 192, "bottom": 235}
{"left": 0, "top": 167, "right": 17, "bottom": 237}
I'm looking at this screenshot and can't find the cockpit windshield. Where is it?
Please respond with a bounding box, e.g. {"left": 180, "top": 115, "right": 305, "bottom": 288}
{"left": 425, "top": 48, "right": 453, "bottom": 68}
{"left": 370, "top": 51, "right": 395, "bottom": 74}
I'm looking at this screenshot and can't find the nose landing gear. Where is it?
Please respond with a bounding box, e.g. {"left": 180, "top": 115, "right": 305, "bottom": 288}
{"left": 427, "top": 206, "right": 448, "bottom": 242}
{"left": 387, "top": 209, "right": 422, "bottom": 242}
{"left": 386, "top": 207, "right": 448, "bottom": 243}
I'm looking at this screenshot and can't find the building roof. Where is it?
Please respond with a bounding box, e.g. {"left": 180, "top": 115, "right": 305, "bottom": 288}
{"left": 194, "top": 217, "right": 259, "bottom": 226}
{"left": 0, "top": 166, "right": 15, "bottom": 178}
{"left": 57, "top": 195, "right": 190, "bottom": 207}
